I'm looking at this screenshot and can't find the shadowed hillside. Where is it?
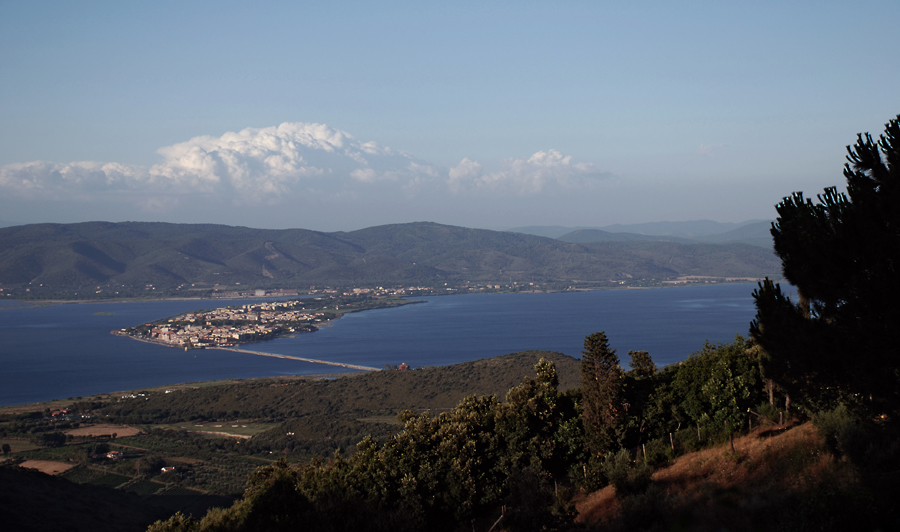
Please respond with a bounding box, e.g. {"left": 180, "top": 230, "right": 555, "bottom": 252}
{"left": 0, "top": 221, "right": 780, "bottom": 298}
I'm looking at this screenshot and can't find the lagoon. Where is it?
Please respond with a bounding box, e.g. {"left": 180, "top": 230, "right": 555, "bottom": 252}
{"left": 0, "top": 284, "right": 760, "bottom": 406}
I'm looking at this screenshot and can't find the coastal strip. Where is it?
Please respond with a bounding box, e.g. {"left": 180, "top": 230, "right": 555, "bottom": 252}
{"left": 216, "top": 347, "right": 381, "bottom": 372}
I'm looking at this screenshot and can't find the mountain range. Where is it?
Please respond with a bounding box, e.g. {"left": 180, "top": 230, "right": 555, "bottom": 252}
{"left": 0, "top": 221, "right": 781, "bottom": 298}
{"left": 509, "top": 219, "right": 773, "bottom": 248}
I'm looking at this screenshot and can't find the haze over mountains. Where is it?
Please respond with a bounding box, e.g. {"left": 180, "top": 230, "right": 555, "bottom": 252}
{"left": 510, "top": 220, "right": 772, "bottom": 248}
{"left": 0, "top": 220, "right": 779, "bottom": 299}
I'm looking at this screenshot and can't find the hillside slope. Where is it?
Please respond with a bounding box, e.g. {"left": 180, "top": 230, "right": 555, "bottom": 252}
{"left": 0, "top": 221, "right": 781, "bottom": 298}
{"left": 577, "top": 422, "right": 877, "bottom": 531}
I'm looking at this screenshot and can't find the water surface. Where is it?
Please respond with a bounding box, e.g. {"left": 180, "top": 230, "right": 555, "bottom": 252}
{"left": 0, "top": 284, "right": 759, "bottom": 406}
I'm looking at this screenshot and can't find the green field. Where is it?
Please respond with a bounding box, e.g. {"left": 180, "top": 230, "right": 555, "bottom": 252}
{"left": 0, "top": 438, "right": 39, "bottom": 453}
{"left": 154, "top": 422, "right": 279, "bottom": 438}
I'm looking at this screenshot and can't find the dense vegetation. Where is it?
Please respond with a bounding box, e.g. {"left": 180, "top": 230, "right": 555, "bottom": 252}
{"left": 128, "top": 335, "right": 782, "bottom": 531}
{"left": 0, "top": 221, "right": 780, "bottom": 299}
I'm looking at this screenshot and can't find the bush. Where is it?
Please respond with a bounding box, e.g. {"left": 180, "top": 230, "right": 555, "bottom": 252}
{"left": 603, "top": 449, "right": 652, "bottom": 496}
{"left": 37, "top": 431, "right": 66, "bottom": 448}
{"left": 642, "top": 438, "right": 669, "bottom": 467}
{"left": 135, "top": 454, "right": 167, "bottom": 476}
{"left": 812, "top": 404, "right": 860, "bottom": 458}
{"left": 576, "top": 455, "right": 608, "bottom": 492}
{"left": 755, "top": 402, "right": 782, "bottom": 424}
{"left": 611, "top": 483, "right": 667, "bottom": 532}
{"left": 501, "top": 468, "right": 574, "bottom": 532}
{"left": 814, "top": 404, "right": 900, "bottom": 474}
{"left": 674, "top": 427, "right": 702, "bottom": 453}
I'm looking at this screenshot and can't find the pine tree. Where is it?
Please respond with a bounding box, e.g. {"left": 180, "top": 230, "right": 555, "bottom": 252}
{"left": 580, "top": 332, "right": 624, "bottom": 457}
{"left": 752, "top": 115, "right": 900, "bottom": 419}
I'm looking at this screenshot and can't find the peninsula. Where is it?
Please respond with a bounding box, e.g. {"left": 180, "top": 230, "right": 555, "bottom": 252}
{"left": 113, "top": 292, "right": 420, "bottom": 349}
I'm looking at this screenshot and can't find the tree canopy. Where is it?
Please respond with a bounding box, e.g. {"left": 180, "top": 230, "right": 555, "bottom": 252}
{"left": 752, "top": 114, "right": 900, "bottom": 419}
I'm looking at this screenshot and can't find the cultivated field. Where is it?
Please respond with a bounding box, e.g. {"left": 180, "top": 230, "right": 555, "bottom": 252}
{"left": 156, "top": 422, "right": 278, "bottom": 438}
{"left": 65, "top": 424, "right": 141, "bottom": 437}
{"left": 18, "top": 460, "right": 74, "bottom": 475}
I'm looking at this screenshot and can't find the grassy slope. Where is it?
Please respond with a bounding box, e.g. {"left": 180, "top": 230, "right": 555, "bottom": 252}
{"left": 576, "top": 422, "right": 874, "bottom": 531}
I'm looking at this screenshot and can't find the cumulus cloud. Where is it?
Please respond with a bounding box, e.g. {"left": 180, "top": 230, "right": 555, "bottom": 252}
{"left": 447, "top": 149, "right": 602, "bottom": 194}
{"left": 0, "top": 122, "right": 438, "bottom": 206}
{"left": 0, "top": 161, "right": 149, "bottom": 198}
{"left": 0, "top": 124, "right": 610, "bottom": 228}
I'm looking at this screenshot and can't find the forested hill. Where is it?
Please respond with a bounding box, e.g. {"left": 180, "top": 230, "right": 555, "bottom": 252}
{"left": 0, "top": 221, "right": 780, "bottom": 298}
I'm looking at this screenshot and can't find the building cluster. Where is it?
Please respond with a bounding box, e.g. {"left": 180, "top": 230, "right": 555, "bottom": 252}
{"left": 317, "top": 286, "right": 434, "bottom": 296}
{"left": 131, "top": 300, "right": 325, "bottom": 348}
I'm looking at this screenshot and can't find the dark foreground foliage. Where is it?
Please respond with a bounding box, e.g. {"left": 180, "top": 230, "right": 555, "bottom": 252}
{"left": 0, "top": 464, "right": 171, "bottom": 532}
{"left": 150, "top": 333, "right": 868, "bottom": 532}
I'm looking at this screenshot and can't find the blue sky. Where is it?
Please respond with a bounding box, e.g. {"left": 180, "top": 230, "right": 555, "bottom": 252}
{"left": 1, "top": 1, "right": 897, "bottom": 231}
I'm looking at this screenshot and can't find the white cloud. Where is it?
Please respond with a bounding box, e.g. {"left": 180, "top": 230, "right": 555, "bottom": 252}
{"left": 447, "top": 157, "right": 482, "bottom": 193}
{"left": 447, "top": 149, "right": 603, "bottom": 194}
{"left": 0, "top": 124, "right": 608, "bottom": 229}
{"left": 0, "top": 161, "right": 149, "bottom": 198}
{"left": 350, "top": 168, "right": 379, "bottom": 182}
{"left": 0, "top": 122, "right": 438, "bottom": 206}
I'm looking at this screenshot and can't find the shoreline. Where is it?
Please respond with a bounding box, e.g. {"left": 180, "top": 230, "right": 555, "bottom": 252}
{"left": 0, "top": 372, "right": 357, "bottom": 414}
{"left": 1, "top": 278, "right": 771, "bottom": 306}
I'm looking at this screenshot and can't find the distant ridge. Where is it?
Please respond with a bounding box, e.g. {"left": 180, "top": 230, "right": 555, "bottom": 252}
{"left": 556, "top": 229, "right": 693, "bottom": 244}
{"left": 0, "top": 221, "right": 780, "bottom": 298}
{"left": 597, "top": 219, "right": 765, "bottom": 238}
{"left": 504, "top": 225, "right": 595, "bottom": 239}
{"left": 695, "top": 220, "right": 773, "bottom": 248}
{"left": 510, "top": 219, "right": 772, "bottom": 248}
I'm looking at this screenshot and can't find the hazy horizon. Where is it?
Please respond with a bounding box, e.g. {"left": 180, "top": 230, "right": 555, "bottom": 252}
{"left": 2, "top": 2, "right": 897, "bottom": 232}
{"left": 0, "top": 217, "right": 768, "bottom": 236}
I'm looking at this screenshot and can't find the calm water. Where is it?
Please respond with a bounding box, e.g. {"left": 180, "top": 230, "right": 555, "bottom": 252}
{"left": 0, "top": 284, "right": 759, "bottom": 406}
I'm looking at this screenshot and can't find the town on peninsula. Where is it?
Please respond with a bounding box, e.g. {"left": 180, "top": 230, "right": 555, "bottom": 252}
{"left": 113, "top": 287, "right": 425, "bottom": 349}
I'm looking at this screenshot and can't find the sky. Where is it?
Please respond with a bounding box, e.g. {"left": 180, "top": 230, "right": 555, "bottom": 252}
{"left": 1, "top": 1, "right": 898, "bottom": 232}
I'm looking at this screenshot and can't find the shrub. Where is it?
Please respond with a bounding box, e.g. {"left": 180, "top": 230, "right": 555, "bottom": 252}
{"left": 674, "top": 427, "right": 702, "bottom": 453}
{"left": 501, "top": 468, "right": 574, "bottom": 532}
{"left": 642, "top": 438, "right": 669, "bottom": 467}
{"left": 611, "top": 483, "right": 667, "bottom": 532}
{"left": 603, "top": 448, "right": 652, "bottom": 496}
{"left": 754, "top": 402, "right": 781, "bottom": 424}
{"left": 576, "top": 455, "right": 608, "bottom": 492}
{"left": 812, "top": 404, "right": 860, "bottom": 458}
